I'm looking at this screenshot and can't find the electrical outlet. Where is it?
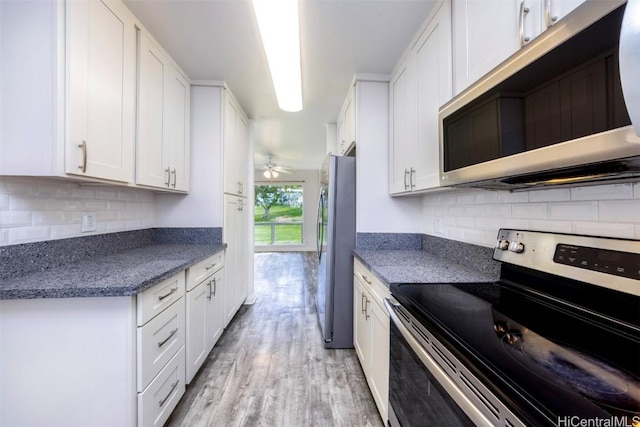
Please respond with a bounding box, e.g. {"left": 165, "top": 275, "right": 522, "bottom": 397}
{"left": 434, "top": 217, "right": 444, "bottom": 234}
{"left": 81, "top": 212, "right": 97, "bottom": 232}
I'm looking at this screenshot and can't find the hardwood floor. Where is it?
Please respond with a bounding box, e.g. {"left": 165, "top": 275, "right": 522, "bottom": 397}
{"left": 166, "top": 252, "right": 384, "bottom": 427}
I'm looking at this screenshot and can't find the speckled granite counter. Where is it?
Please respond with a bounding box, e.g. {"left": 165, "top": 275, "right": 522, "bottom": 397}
{"left": 0, "top": 243, "right": 225, "bottom": 299}
{"left": 353, "top": 248, "right": 500, "bottom": 287}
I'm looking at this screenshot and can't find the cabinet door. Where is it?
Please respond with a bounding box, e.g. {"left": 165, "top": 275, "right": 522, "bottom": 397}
{"left": 336, "top": 118, "right": 345, "bottom": 155}
{"left": 235, "top": 199, "right": 248, "bottom": 305}
{"left": 207, "top": 268, "right": 225, "bottom": 349}
{"left": 544, "top": 0, "right": 585, "bottom": 28}
{"left": 388, "top": 61, "right": 416, "bottom": 194}
{"left": 353, "top": 276, "right": 369, "bottom": 371}
{"left": 414, "top": 1, "right": 452, "bottom": 191}
{"left": 67, "top": 0, "right": 135, "bottom": 182}
{"left": 164, "top": 66, "right": 190, "bottom": 191}
{"left": 186, "top": 282, "right": 208, "bottom": 384}
{"left": 223, "top": 96, "right": 239, "bottom": 195}
{"left": 223, "top": 197, "right": 238, "bottom": 327}
{"left": 235, "top": 115, "right": 249, "bottom": 196}
{"left": 137, "top": 31, "right": 168, "bottom": 188}
{"left": 367, "top": 298, "right": 390, "bottom": 422}
{"left": 452, "top": 0, "right": 522, "bottom": 95}
{"left": 344, "top": 90, "right": 356, "bottom": 150}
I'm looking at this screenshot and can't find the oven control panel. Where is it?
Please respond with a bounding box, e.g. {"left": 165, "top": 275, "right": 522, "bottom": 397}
{"left": 493, "top": 229, "right": 640, "bottom": 297}
{"left": 553, "top": 244, "right": 640, "bottom": 280}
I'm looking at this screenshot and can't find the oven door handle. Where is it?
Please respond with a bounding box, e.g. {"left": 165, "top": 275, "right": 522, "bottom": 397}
{"left": 383, "top": 297, "right": 496, "bottom": 427}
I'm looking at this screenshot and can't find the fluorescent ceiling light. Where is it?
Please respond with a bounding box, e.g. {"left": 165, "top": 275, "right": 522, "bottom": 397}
{"left": 252, "top": 0, "right": 303, "bottom": 112}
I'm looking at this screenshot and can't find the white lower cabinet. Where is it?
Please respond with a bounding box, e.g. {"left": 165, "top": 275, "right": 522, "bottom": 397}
{"left": 353, "top": 259, "right": 390, "bottom": 422}
{"left": 0, "top": 259, "right": 234, "bottom": 427}
{"left": 186, "top": 254, "right": 225, "bottom": 384}
{"left": 138, "top": 346, "right": 186, "bottom": 427}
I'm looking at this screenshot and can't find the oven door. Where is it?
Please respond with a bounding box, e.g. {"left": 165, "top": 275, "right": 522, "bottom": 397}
{"left": 385, "top": 297, "right": 517, "bottom": 427}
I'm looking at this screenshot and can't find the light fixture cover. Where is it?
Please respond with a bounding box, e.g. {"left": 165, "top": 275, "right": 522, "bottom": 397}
{"left": 263, "top": 169, "right": 279, "bottom": 179}
{"left": 252, "top": 0, "right": 303, "bottom": 112}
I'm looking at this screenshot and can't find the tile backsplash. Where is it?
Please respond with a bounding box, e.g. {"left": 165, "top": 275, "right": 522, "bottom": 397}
{"left": 0, "top": 177, "right": 156, "bottom": 246}
{"left": 421, "top": 182, "right": 640, "bottom": 247}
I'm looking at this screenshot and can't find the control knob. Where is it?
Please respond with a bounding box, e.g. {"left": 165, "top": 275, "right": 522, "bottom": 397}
{"left": 509, "top": 241, "right": 525, "bottom": 253}
{"left": 496, "top": 239, "right": 509, "bottom": 250}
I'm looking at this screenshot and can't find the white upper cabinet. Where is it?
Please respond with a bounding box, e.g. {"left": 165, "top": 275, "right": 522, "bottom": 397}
{"left": 137, "top": 31, "right": 190, "bottom": 192}
{"left": 223, "top": 92, "right": 249, "bottom": 197}
{"left": 452, "top": 0, "right": 522, "bottom": 95}
{"left": 66, "top": 0, "right": 136, "bottom": 182}
{"left": 452, "top": 0, "right": 586, "bottom": 96}
{"left": 389, "top": 0, "right": 452, "bottom": 195}
{"left": 337, "top": 87, "right": 356, "bottom": 155}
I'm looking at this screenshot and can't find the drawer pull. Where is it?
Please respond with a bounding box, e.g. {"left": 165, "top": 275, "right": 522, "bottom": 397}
{"left": 159, "top": 380, "right": 179, "bottom": 407}
{"left": 157, "top": 328, "right": 178, "bottom": 348}
{"left": 361, "top": 274, "right": 372, "bottom": 285}
{"left": 205, "top": 262, "right": 217, "bottom": 270}
{"left": 158, "top": 287, "right": 177, "bottom": 302}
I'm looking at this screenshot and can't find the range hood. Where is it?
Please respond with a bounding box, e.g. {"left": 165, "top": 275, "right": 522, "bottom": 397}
{"left": 439, "top": 0, "right": 640, "bottom": 191}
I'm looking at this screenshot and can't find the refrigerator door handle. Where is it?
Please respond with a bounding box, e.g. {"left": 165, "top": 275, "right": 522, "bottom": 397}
{"left": 316, "top": 193, "right": 324, "bottom": 261}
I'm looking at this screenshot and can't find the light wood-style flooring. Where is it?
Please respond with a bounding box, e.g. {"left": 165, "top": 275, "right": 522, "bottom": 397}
{"left": 166, "top": 252, "right": 383, "bottom": 427}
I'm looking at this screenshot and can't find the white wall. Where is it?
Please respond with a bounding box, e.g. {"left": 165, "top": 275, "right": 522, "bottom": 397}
{"left": 355, "top": 80, "right": 422, "bottom": 233}
{"left": 254, "top": 169, "right": 320, "bottom": 252}
{"left": 0, "top": 176, "right": 155, "bottom": 246}
{"left": 421, "top": 183, "right": 640, "bottom": 247}
{"left": 155, "top": 85, "right": 224, "bottom": 228}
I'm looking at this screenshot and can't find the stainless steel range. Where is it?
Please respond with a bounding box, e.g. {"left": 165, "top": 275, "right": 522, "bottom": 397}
{"left": 385, "top": 229, "right": 640, "bottom": 426}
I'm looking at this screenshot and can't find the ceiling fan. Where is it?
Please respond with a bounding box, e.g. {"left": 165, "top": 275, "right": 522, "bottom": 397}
{"left": 262, "top": 154, "right": 292, "bottom": 180}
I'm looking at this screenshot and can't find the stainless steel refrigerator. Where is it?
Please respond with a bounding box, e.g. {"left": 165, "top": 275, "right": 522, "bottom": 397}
{"left": 315, "top": 154, "right": 356, "bottom": 349}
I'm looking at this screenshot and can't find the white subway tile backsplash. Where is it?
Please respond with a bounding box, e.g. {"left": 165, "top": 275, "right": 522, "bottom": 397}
{"left": 422, "top": 181, "right": 640, "bottom": 247}
{"left": 0, "top": 194, "right": 9, "bottom": 210}
{"left": 571, "top": 184, "right": 634, "bottom": 201}
{"left": 598, "top": 200, "right": 640, "bottom": 222}
{"left": 572, "top": 222, "right": 635, "bottom": 239}
{"left": 497, "top": 191, "right": 529, "bottom": 203}
{"left": 528, "top": 188, "right": 571, "bottom": 202}
{"left": 511, "top": 203, "right": 548, "bottom": 219}
{"left": 548, "top": 201, "right": 598, "bottom": 220}
{"left": 527, "top": 219, "right": 573, "bottom": 233}
{"left": 0, "top": 177, "right": 156, "bottom": 246}
{"left": 9, "top": 226, "right": 50, "bottom": 244}
{"left": 0, "top": 211, "right": 31, "bottom": 227}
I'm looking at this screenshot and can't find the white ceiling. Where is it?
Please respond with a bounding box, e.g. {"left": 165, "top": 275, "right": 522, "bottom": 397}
{"left": 124, "top": 0, "right": 437, "bottom": 171}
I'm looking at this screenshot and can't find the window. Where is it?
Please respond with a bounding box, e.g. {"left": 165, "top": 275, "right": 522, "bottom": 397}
{"left": 254, "top": 183, "right": 303, "bottom": 246}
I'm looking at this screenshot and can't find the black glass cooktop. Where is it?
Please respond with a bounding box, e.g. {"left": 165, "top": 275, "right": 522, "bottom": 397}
{"left": 390, "top": 271, "right": 640, "bottom": 426}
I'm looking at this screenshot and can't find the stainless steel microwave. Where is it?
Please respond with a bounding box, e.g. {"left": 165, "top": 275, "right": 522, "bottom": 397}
{"left": 439, "top": 0, "right": 640, "bottom": 190}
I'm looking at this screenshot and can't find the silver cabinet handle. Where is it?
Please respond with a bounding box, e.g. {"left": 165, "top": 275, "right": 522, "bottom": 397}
{"left": 361, "top": 274, "right": 372, "bottom": 285}
{"left": 403, "top": 169, "right": 410, "bottom": 190}
{"left": 158, "top": 380, "right": 179, "bottom": 407}
{"left": 237, "top": 181, "right": 243, "bottom": 195}
{"left": 158, "top": 287, "right": 177, "bottom": 301}
{"left": 157, "top": 328, "right": 178, "bottom": 348}
{"left": 410, "top": 167, "right": 416, "bottom": 189}
{"left": 165, "top": 168, "right": 171, "bottom": 187}
{"left": 171, "top": 169, "right": 177, "bottom": 188}
{"left": 519, "top": 1, "right": 530, "bottom": 47}
{"left": 78, "top": 140, "right": 87, "bottom": 173}
{"left": 364, "top": 297, "right": 370, "bottom": 320}
{"left": 544, "top": 0, "right": 557, "bottom": 28}
{"left": 237, "top": 199, "right": 243, "bottom": 212}
{"left": 206, "top": 280, "right": 212, "bottom": 300}
{"left": 361, "top": 292, "right": 366, "bottom": 314}
{"left": 205, "top": 263, "right": 217, "bottom": 270}
{"left": 213, "top": 277, "right": 217, "bottom": 296}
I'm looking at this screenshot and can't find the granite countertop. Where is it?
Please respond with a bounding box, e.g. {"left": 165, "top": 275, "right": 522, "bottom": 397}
{"left": 0, "top": 243, "right": 226, "bottom": 299}
{"left": 353, "top": 249, "right": 499, "bottom": 287}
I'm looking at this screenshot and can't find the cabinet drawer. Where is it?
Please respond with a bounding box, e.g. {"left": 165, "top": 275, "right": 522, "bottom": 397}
{"left": 138, "top": 346, "right": 186, "bottom": 427}
{"left": 137, "top": 272, "right": 185, "bottom": 327}
{"left": 186, "top": 252, "right": 224, "bottom": 291}
{"left": 137, "top": 298, "right": 185, "bottom": 392}
{"left": 354, "top": 259, "right": 390, "bottom": 309}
